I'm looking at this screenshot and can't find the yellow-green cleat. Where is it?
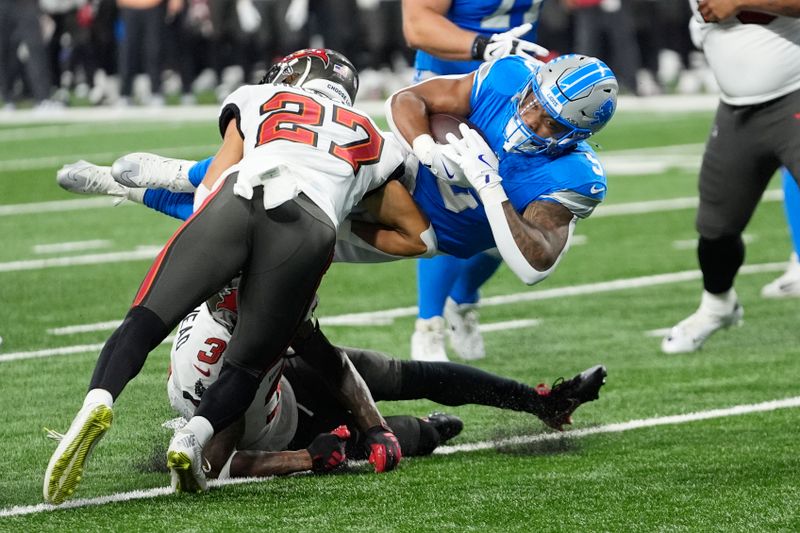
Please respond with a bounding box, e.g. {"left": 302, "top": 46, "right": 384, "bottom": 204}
{"left": 167, "top": 429, "right": 207, "bottom": 494}
{"left": 43, "top": 403, "right": 113, "bottom": 505}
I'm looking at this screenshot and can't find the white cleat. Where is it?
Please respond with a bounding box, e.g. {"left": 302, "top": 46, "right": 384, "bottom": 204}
{"left": 43, "top": 403, "right": 113, "bottom": 504}
{"left": 661, "top": 291, "right": 744, "bottom": 354}
{"left": 57, "top": 161, "right": 129, "bottom": 198}
{"left": 443, "top": 298, "right": 485, "bottom": 360}
{"left": 411, "top": 317, "right": 449, "bottom": 362}
{"left": 761, "top": 253, "right": 800, "bottom": 298}
{"left": 167, "top": 428, "right": 208, "bottom": 494}
{"left": 111, "top": 152, "right": 197, "bottom": 193}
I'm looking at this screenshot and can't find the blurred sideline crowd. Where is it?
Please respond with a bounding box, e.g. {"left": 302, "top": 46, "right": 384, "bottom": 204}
{"left": 0, "top": 0, "right": 716, "bottom": 110}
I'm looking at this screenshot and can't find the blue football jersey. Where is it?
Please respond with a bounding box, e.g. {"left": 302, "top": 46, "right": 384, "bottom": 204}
{"left": 414, "top": 0, "right": 545, "bottom": 76}
{"left": 412, "top": 56, "right": 608, "bottom": 258}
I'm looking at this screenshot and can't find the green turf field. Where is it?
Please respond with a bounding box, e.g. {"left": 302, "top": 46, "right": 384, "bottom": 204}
{"left": 0, "top": 104, "right": 798, "bottom": 531}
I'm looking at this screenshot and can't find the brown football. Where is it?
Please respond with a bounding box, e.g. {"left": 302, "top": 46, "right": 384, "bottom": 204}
{"left": 429, "top": 113, "right": 482, "bottom": 144}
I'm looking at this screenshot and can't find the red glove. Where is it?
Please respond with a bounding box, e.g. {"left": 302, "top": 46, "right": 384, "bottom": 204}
{"left": 364, "top": 424, "right": 402, "bottom": 473}
{"left": 306, "top": 425, "right": 350, "bottom": 472}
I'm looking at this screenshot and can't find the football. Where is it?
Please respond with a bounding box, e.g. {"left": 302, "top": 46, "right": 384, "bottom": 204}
{"left": 429, "top": 113, "right": 481, "bottom": 144}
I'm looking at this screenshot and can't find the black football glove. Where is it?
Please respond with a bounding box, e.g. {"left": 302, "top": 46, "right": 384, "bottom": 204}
{"left": 364, "top": 424, "right": 402, "bottom": 473}
{"left": 306, "top": 425, "right": 350, "bottom": 473}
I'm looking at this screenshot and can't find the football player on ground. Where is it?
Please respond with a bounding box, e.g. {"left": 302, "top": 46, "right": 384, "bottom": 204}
{"left": 44, "top": 48, "right": 428, "bottom": 505}
{"left": 167, "top": 298, "right": 607, "bottom": 479}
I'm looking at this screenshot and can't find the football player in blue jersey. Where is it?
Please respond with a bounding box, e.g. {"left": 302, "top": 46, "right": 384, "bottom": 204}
{"left": 386, "top": 54, "right": 617, "bottom": 361}
{"left": 761, "top": 169, "right": 800, "bottom": 298}
{"left": 401, "top": 0, "right": 551, "bottom": 362}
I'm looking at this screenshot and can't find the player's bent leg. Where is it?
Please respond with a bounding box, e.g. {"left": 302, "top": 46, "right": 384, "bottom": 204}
{"left": 57, "top": 160, "right": 131, "bottom": 198}
{"left": 762, "top": 170, "right": 800, "bottom": 298}
{"left": 43, "top": 402, "right": 113, "bottom": 504}
{"left": 413, "top": 256, "right": 462, "bottom": 361}
{"left": 445, "top": 252, "right": 501, "bottom": 360}
{"left": 111, "top": 152, "right": 197, "bottom": 192}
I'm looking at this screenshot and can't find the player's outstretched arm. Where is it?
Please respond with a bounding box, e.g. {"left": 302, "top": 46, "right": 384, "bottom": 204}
{"left": 292, "top": 322, "right": 402, "bottom": 472}
{"left": 346, "top": 180, "right": 436, "bottom": 258}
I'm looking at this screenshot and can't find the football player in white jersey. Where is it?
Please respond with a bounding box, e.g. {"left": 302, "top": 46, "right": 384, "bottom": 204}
{"left": 661, "top": 0, "right": 800, "bottom": 353}
{"left": 167, "top": 294, "right": 607, "bottom": 480}
{"left": 44, "top": 49, "right": 423, "bottom": 505}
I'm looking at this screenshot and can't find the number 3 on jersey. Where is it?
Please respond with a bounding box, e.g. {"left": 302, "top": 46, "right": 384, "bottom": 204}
{"left": 256, "top": 91, "right": 383, "bottom": 173}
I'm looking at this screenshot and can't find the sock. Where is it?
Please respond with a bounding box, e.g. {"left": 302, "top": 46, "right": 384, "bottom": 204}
{"left": 83, "top": 388, "right": 113, "bottom": 409}
{"left": 417, "top": 255, "right": 463, "bottom": 318}
{"left": 194, "top": 362, "right": 261, "bottom": 432}
{"left": 700, "top": 289, "right": 737, "bottom": 315}
{"left": 183, "top": 416, "right": 214, "bottom": 447}
{"left": 188, "top": 157, "right": 214, "bottom": 187}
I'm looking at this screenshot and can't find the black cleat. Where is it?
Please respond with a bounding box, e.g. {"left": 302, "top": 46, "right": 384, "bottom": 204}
{"left": 423, "top": 412, "right": 464, "bottom": 443}
{"left": 533, "top": 365, "right": 607, "bottom": 431}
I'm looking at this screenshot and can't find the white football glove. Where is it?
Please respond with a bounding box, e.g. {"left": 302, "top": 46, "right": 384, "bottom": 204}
{"left": 444, "top": 124, "right": 503, "bottom": 197}
{"left": 411, "top": 133, "right": 468, "bottom": 186}
{"left": 473, "top": 23, "right": 549, "bottom": 63}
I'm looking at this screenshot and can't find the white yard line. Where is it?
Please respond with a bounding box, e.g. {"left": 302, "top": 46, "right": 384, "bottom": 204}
{"left": 0, "top": 122, "right": 191, "bottom": 142}
{"left": 0, "top": 197, "right": 122, "bottom": 216}
{"left": 33, "top": 240, "right": 112, "bottom": 254}
{"left": 1, "top": 393, "right": 795, "bottom": 518}
{"left": 0, "top": 248, "right": 161, "bottom": 273}
{"left": 0, "top": 145, "right": 217, "bottom": 173}
{"left": 47, "top": 261, "right": 786, "bottom": 339}
{"left": 434, "top": 395, "right": 800, "bottom": 455}
{"left": 0, "top": 336, "right": 175, "bottom": 363}
{"left": 478, "top": 318, "right": 540, "bottom": 332}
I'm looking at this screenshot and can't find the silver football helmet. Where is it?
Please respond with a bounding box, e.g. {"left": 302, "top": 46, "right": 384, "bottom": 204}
{"left": 504, "top": 54, "right": 618, "bottom": 156}
{"left": 261, "top": 48, "right": 359, "bottom": 106}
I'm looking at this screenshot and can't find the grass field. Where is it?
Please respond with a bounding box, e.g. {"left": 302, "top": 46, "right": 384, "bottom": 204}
{"left": 1, "top": 100, "right": 799, "bottom": 531}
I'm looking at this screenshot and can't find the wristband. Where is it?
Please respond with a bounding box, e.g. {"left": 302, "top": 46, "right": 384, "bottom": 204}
{"left": 471, "top": 34, "right": 490, "bottom": 60}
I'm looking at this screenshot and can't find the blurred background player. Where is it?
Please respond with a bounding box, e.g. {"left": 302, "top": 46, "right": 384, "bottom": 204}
{"left": 402, "top": 0, "right": 550, "bottom": 362}
{"left": 661, "top": 0, "right": 800, "bottom": 353}
{"left": 387, "top": 53, "right": 617, "bottom": 362}
{"left": 761, "top": 170, "right": 800, "bottom": 298}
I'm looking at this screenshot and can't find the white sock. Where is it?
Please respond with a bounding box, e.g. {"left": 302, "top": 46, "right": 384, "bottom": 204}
{"left": 125, "top": 188, "right": 146, "bottom": 204}
{"left": 700, "top": 289, "right": 737, "bottom": 315}
{"left": 83, "top": 388, "right": 113, "bottom": 409}
{"left": 183, "top": 416, "right": 214, "bottom": 447}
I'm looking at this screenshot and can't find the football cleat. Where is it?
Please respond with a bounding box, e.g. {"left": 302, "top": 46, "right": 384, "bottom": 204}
{"left": 423, "top": 412, "right": 464, "bottom": 443}
{"left": 56, "top": 161, "right": 130, "bottom": 198}
{"left": 167, "top": 428, "right": 208, "bottom": 494}
{"left": 411, "top": 317, "right": 449, "bottom": 362}
{"left": 43, "top": 403, "right": 113, "bottom": 504}
{"left": 761, "top": 253, "right": 800, "bottom": 298}
{"left": 661, "top": 291, "right": 744, "bottom": 354}
{"left": 111, "top": 152, "right": 197, "bottom": 192}
{"left": 443, "top": 298, "right": 485, "bottom": 360}
{"left": 530, "top": 365, "right": 607, "bottom": 431}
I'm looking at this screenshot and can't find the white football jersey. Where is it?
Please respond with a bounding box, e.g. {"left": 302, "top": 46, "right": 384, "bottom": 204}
{"left": 689, "top": 4, "right": 800, "bottom": 105}
{"left": 167, "top": 303, "right": 298, "bottom": 452}
{"left": 220, "top": 84, "right": 405, "bottom": 228}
